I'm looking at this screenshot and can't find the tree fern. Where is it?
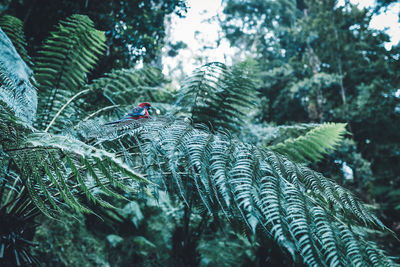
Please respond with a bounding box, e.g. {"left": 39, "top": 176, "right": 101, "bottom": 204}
{"left": 256, "top": 123, "right": 324, "bottom": 146}
{"left": 83, "top": 117, "right": 396, "bottom": 266}
{"left": 270, "top": 122, "right": 347, "bottom": 163}
{"left": 176, "top": 62, "right": 259, "bottom": 132}
{"left": 241, "top": 122, "right": 347, "bottom": 164}
{"left": 1, "top": 52, "right": 38, "bottom": 265}
{"left": 85, "top": 67, "right": 168, "bottom": 105}
{"left": 42, "top": 67, "right": 170, "bottom": 133}
{"left": 2, "top": 127, "right": 148, "bottom": 218}
{"left": 33, "top": 20, "right": 168, "bottom": 132}
{"left": 0, "top": 162, "right": 40, "bottom": 266}
{"left": 0, "top": 35, "right": 150, "bottom": 264}
{"left": 1, "top": 62, "right": 147, "bottom": 219}
{"left": 0, "top": 12, "right": 396, "bottom": 266}
{"left": 34, "top": 14, "right": 106, "bottom": 129}
{"left": 0, "top": 31, "right": 37, "bottom": 124}
{"left": 81, "top": 67, "right": 171, "bottom": 120}
{"left": 0, "top": 15, "right": 33, "bottom": 67}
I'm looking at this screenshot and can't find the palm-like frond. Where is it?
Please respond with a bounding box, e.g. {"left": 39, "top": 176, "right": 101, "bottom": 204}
{"left": 85, "top": 67, "right": 169, "bottom": 105}
{"left": 0, "top": 92, "right": 146, "bottom": 219}
{"left": 258, "top": 123, "right": 322, "bottom": 146}
{"left": 270, "top": 122, "right": 347, "bottom": 163}
{"left": 34, "top": 14, "right": 106, "bottom": 91}
{"left": 0, "top": 11, "right": 396, "bottom": 265}
{"left": 6, "top": 132, "right": 148, "bottom": 217}
{"left": 79, "top": 67, "right": 171, "bottom": 121}
{"left": 83, "top": 117, "right": 395, "bottom": 266}
{"left": 0, "top": 69, "right": 39, "bottom": 265}
{"left": 0, "top": 29, "right": 37, "bottom": 125}
{"left": 0, "top": 15, "right": 33, "bottom": 67}
{"left": 0, "top": 160, "right": 40, "bottom": 266}
{"left": 42, "top": 67, "right": 170, "bottom": 133}
{"left": 34, "top": 14, "right": 106, "bottom": 129}
{"left": 0, "top": 64, "right": 37, "bottom": 125}
{"left": 176, "top": 62, "right": 259, "bottom": 132}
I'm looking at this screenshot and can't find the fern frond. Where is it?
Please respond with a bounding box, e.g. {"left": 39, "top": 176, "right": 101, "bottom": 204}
{"left": 83, "top": 117, "right": 395, "bottom": 266}
{"left": 78, "top": 67, "right": 170, "bottom": 123}
{"left": 0, "top": 62, "right": 37, "bottom": 124}
{"left": 5, "top": 132, "right": 148, "bottom": 217}
{"left": 42, "top": 66, "right": 169, "bottom": 133}
{"left": 176, "top": 62, "right": 259, "bottom": 132}
{"left": 0, "top": 156, "right": 40, "bottom": 266}
{"left": 34, "top": 14, "right": 106, "bottom": 129}
{"left": 256, "top": 123, "right": 320, "bottom": 146}
{"left": 270, "top": 122, "right": 347, "bottom": 163}
{"left": 34, "top": 14, "right": 106, "bottom": 91}
{"left": 85, "top": 67, "right": 168, "bottom": 106}
{"left": 0, "top": 15, "right": 33, "bottom": 67}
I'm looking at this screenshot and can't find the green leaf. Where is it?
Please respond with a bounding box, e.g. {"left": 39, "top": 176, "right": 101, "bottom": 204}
{"left": 34, "top": 14, "right": 106, "bottom": 130}
{"left": 176, "top": 62, "right": 259, "bottom": 132}
{"left": 0, "top": 15, "right": 33, "bottom": 67}
{"left": 85, "top": 117, "right": 395, "bottom": 266}
{"left": 7, "top": 132, "right": 148, "bottom": 217}
{"left": 270, "top": 122, "right": 347, "bottom": 163}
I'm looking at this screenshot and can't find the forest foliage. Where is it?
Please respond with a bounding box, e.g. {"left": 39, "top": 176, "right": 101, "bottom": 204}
{"left": 0, "top": 0, "right": 400, "bottom": 266}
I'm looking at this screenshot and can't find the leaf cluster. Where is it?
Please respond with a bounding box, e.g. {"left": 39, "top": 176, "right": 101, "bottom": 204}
{"left": 84, "top": 117, "right": 396, "bottom": 266}
{"left": 0, "top": 12, "right": 398, "bottom": 267}
{"left": 176, "top": 62, "right": 259, "bottom": 132}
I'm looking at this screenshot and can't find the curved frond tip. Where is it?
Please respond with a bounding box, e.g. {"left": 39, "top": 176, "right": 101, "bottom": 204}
{"left": 270, "top": 122, "right": 347, "bottom": 163}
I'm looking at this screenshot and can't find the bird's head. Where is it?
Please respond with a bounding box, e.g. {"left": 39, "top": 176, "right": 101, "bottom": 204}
{"left": 139, "top": 102, "right": 151, "bottom": 110}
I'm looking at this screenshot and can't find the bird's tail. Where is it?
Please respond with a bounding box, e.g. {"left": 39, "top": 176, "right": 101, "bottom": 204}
{"left": 103, "top": 114, "right": 133, "bottom": 125}
{"left": 103, "top": 119, "right": 124, "bottom": 125}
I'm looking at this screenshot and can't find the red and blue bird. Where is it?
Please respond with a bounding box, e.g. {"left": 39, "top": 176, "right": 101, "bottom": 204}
{"left": 105, "top": 102, "right": 151, "bottom": 125}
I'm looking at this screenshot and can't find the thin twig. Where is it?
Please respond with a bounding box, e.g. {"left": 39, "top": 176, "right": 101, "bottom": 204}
{"left": 83, "top": 105, "right": 120, "bottom": 122}
{"left": 45, "top": 88, "right": 91, "bottom": 132}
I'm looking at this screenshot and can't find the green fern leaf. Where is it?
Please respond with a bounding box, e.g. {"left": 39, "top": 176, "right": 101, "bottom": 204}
{"left": 37, "top": 66, "right": 167, "bottom": 132}
{"left": 84, "top": 117, "right": 395, "bottom": 266}
{"left": 176, "top": 62, "right": 259, "bottom": 132}
{"left": 0, "top": 52, "right": 37, "bottom": 124}
{"left": 270, "top": 122, "right": 347, "bottom": 163}
{"left": 0, "top": 15, "right": 33, "bottom": 67}
{"left": 5, "top": 131, "right": 148, "bottom": 217}
{"left": 82, "top": 67, "right": 170, "bottom": 119}
{"left": 34, "top": 14, "right": 106, "bottom": 129}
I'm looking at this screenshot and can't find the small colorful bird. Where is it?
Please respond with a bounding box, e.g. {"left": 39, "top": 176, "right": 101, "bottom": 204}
{"left": 105, "top": 102, "right": 151, "bottom": 125}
